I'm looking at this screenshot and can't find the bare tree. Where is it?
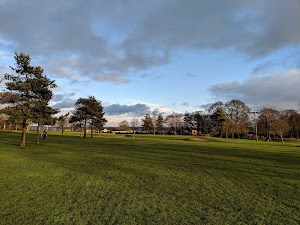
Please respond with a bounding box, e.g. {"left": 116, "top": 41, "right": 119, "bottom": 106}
{"left": 130, "top": 118, "right": 139, "bottom": 137}
{"left": 0, "top": 113, "right": 9, "bottom": 130}
{"left": 119, "top": 120, "right": 131, "bottom": 131}
{"left": 273, "top": 116, "right": 290, "bottom": 144}
{"left": 225, "top": 99, "right": 250, "bottom": 138}
{"left": 151, "top": 111, "right": 158, "bottom": 135}
{"left": 258, "top": 107, "right": 281, "bottom": 141}
{"left": 251, "top": 111, "right": 259, "bottom": 141}
{"left": 164, "top": 112, "right": 183, "bottom": 135}
{"left": 284, "top": 110, "right": 300, "bottom": 139}
{"left": 57, "top": 113, "right": 70, "bottom": 141}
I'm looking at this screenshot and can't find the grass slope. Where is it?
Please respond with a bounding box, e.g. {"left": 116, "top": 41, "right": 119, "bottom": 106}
{"left": 0, "top": 131, "right": 299, "bottom": 224}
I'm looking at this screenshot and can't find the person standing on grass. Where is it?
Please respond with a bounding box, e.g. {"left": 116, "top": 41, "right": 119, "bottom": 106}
{"left": 43, "top": 130, "right": 47, "bottom": 139}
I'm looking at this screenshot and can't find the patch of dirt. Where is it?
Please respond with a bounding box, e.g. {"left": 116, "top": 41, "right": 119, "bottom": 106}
{"left": 190, "top": 138, "right": 210, "bottom": 142}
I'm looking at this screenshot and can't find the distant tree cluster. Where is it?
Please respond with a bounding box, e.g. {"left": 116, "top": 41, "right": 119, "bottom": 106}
{"left": 0, "top": 52, "right": 107, "bottom": 147}
{"left": 140, "top": 100, "right": 300, "bottom": 143}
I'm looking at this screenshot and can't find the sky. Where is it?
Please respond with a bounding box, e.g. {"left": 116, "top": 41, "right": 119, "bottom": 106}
{"left": 1, "top": 0, "right": 300, "bottom": 126}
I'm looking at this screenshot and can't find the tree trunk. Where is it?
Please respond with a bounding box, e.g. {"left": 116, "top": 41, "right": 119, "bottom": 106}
{"left": 84, "top": 119, "right": 87, "bottom": 138}
{"left": 20, "top": 119, "right": 27, "bottom": 148}
{"left": 36, "top": 123, "right": 40, "bottom": 144}
{"left": 280, "top": 132, "right": 284, "bottom": 144}
{"left": 62, "top": 126, "right": 64, "bottom": 141}
{"left": 80, "top": 124, "right": 83, "bottom": 138}
{"left": 91, "top": 122, "right": 93, "bottom": 138}
{"left": 266, "top": 120, "right": 269, "bottom": 141}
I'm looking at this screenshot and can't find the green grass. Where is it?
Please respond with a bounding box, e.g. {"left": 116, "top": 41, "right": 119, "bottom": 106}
{"left": 0, "top": 131, "right": 299, "bottom": 224}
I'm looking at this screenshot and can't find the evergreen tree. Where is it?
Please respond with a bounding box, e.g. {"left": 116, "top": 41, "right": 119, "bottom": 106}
{"left": 183, "top": 112, "right": 194, "bottom": 134}
{"left": 87, "top": 96, "right": 107, "bottom": 138}
{"left": 193, "top": 111, "right": 212, "bottom": 135}
{"left": 156, "top": 114, "right": 164, "bottom": 134}
{"left": 70, "top": 96, "right": 106, "bottom": 138}
{"left": 1, "top": 52, "right": 56, "bottom": 147}
{"left": 142, "top": 113, "right": 153, "bottom": 133}
{"left": 30, "top": 66, "right": 58, "bottom": 144}
{"left": 211, "top": 107, "right": 229, "bottom": 137}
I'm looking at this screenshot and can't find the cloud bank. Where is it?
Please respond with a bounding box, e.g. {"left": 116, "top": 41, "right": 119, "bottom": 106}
{"left": 0, "top": 0, "right": 300, "bottom": 83}
{"left": 209, "top": 70, "right": 300, "bottom": 109}
{"left": 104, "top": 103, "right": 150, "bottom": 116}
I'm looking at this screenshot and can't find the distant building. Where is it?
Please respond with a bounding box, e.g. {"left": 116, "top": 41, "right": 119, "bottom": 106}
{"left": 29, "top": 125, "right": 59, "bottom": 131}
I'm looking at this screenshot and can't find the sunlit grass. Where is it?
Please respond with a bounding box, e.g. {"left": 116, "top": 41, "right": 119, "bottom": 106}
{"left": 0, "top": 131, "right": 299, "bottom": 224}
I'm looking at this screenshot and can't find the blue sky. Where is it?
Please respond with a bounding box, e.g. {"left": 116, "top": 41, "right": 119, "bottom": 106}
{"left": 1, "top": 0, "right": 300, "bottom": 126}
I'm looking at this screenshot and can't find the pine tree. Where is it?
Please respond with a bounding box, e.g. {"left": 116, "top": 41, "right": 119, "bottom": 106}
{"left": 212, "top": 107, "right": 229, "bottom": 137}
{"left": 1, "top": 52, "right": 57, "bottom": 147}
{"left": 142, "top": 113, "right": 153, "bottom": 133}
{"left": 156, "top": 114, "right": 164, "bottom": 134}
{"left": 70, "top": 96, "right": 106, "bottom": 138}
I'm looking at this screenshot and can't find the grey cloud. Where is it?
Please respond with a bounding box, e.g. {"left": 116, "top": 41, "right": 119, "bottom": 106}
{"left": 0, "top": 0, "right": 300, "bottom": 84}
{"left": 151, "top": 108, "right": 161, "bottom": 116}
{"left": 198, "top": 103, "right": 212, "bottom": 109}
{"left": 185, "top": 73, "right": 197, "bottom": 78}
{"left": 92, "top": 73, "right": 130, "bottom": 84}
{"left": 251, "top": 60, "right": 283, "bottom": 76}
{"left": 47, "top": 68, "right": 75, "bottom": 80}
{"left": 105, "top": 103, "right": 150, "bottom": 116}
{"left": 124, "top": 0, "right": 300, "bottom": 58}
{"left": 138, "top": 73, "right": 149, "bottom": 78}
{"left": 244, "top": 1, "right": 300, "bottom": 57}
{"left": 52, "top": 98, "right": 76, "bottom": 109}
{"left": 181, "top": 102, "right": 189, "bottom": 107}
{"left": 209, "top": 70, "right": 300, "bottom": 109}
{"left": 53, "top": 93, "right": 75, "bottom": 102}
{"left": 51, "top": 92, "right": 77, "bottom": 109}
{"left": 138, "top": 73, "right": 161, "bottom": 80}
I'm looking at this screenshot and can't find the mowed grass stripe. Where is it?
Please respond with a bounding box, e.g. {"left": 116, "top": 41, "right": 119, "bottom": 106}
{"left": 0, "top": 131, "right": 299, "bottom": 224}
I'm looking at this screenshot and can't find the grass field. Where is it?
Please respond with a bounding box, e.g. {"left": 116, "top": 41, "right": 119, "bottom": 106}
{"left": 0, "top": 131, "right": 299, "bottom": 224}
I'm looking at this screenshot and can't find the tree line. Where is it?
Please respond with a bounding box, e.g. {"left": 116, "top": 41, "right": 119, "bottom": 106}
{"left": 0, "top": 52, "right": 107, "bottom": 147}
{"left": 137, "top": 100, "right": 300, "bottom": 143}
